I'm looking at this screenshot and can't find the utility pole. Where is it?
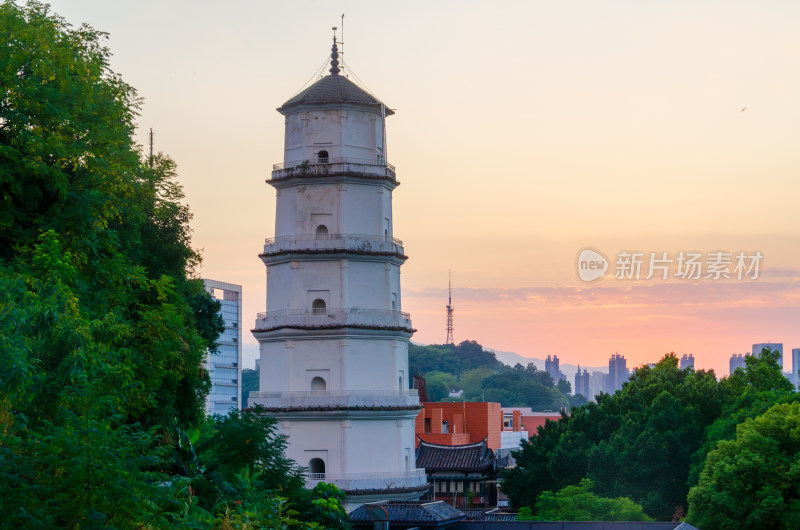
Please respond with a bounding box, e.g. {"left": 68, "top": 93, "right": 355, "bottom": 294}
{"left": 148, "top": 128, "right": 154, "bottom": 168}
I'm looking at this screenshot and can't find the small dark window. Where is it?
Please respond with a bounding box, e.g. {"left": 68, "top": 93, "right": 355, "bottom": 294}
{"left": 309, "top": 458, "right": 325, "bottom": 474}
{"left": 315, "top": 225, "right": 329, "bottom": 238}
{"left": 312, "top": 298, "right": 326, "bottom": 314}
{"left": 424, "top": 418, "right": 431, "bottom": 433}
{"left": 311, "top": 376, "right": 326, "bottom": 391}
{"left": 317, "top": 150, "right": 329, "bottom": 163}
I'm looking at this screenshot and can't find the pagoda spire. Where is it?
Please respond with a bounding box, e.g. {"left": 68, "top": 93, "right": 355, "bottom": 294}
{"left": 329, "top": 27, "right": 340, "bottom": 76}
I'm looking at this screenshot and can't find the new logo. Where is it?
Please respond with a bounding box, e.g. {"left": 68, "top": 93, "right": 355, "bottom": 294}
{"left": 578, "top": 248, "right": 608, "bottom": 282}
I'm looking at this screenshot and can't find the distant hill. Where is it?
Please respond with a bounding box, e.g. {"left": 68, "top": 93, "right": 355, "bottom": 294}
{"left": 413, "top": 342, "right": 608, "bottom": 383}
{"left": 409, "top": 341, "right": 593, "bottom": 410}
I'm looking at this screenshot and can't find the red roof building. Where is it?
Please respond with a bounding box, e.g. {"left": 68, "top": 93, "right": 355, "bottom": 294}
{"left": 415, "top": 402, "right": 503, "bottom": 450}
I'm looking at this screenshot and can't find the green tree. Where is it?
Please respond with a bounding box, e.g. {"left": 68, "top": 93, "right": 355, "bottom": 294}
{"left": 500, "top": 413, "right": 567, "bottom": 509}
{"left": 502, "top": 353, "right": 731, "bottom": 520}
{"left": 531, "top": 479, "right": 652, "bottom": 521}
{"left": 241, "top": 367, "right": 260, "bottom": 408}
{"left": 568, "top": 393, "right": 588, "bottom": 408}
{"left": 303, "top": 482, "right": 350, "bottom": 529}
{"left": 409, "top": 340, "right": 500, "bottom": 378}
{"left": 424, "top": 371, "right": 458, "bottom": 402}
{"left": 187, "top": 406, "right": 306, "bottom": 511}
{"left": 687, "top": 402, "right": 800, "bottom": 529}
{"left": 688, "top": 347, "right": 796, "bottom": 488}
{"left": 459, "top": 367, "right": 496, "bottom": 398}
{"left": 0, "top": 2, "right": 229, "bottom": 525}
{"left": 480, "top": 370, "right": 565, "bottom": 410}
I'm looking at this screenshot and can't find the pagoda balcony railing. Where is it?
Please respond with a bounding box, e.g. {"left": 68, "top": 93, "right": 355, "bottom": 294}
{"left": 254, "top": 308, "right": 412, "bottom": 331}
{"left": 248, "top": 389, "right": 420, "bottom": 409}
{"left": 270, "top": 157, "right": 396, "bottom": 182}
{"left": 305, "top": 469, "right": 427, "bottom": 492}
{"left": 262, "top": 233, "right": 404, "bottom": 255}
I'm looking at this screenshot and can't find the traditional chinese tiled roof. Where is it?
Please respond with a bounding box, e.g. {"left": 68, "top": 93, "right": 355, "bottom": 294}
{"left": 278, "top": 74, "right": 394, "bottom": 115}
{"left": 494, "top": 447, "right": 516, "bottom": 469}
{"left": 462, "top": 509, "right": 518, "bottom": 522}
{"left": 416, "top": 438, "right": 495, "bottom": 473}
{"left": 349, "top": 501, "right": 464, "bottom": 527}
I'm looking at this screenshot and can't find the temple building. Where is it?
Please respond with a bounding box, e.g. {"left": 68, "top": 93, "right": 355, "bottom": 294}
{"left": 416, "top": 438, "right": 505, "bottom": 509}
{"left": 249, "top": 35, "right": 427, "bottom": 510}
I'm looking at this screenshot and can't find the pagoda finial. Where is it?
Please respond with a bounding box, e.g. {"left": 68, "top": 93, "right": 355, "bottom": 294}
{"left": 329, "top": 27, "right": 340, "bottom": 76}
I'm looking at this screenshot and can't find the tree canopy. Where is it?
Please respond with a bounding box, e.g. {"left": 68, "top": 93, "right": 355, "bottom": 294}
{"left": 518, "top": 479, "right": 652, "bottom": 522}
{"left": 687, "top": 402, "right": 800, "bottom": 529}
{"left": 501, "top": 349, "right": 797, "bottom": 522}
{"left": 409, "top": 340, "right": 501, "bottom": 377}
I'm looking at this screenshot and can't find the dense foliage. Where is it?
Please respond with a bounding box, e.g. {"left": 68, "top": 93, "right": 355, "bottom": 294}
{"left": 410, "top": 341, "right": 583, "bottom": 410}
{"left": 241, "top": 366, "right": 259, "bottom": 408}
{"left": 502, "top": 349, "right": 797, "bottom": 523}
{"left": 517, "top": 479, "right": 652, "bottom": 522}
{"left": 0, "top": 2, "right": 348, "bottom": 527}
{"left": 409, "top": 340, "right": 501, "bottom": 377}
{"left": 687, "top": 402, "right": 800, "bottom": 529}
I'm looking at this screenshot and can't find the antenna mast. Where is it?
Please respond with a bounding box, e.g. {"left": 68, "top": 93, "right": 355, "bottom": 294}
{"left": 446, "top": 270, "right": 454, "bottom": 345}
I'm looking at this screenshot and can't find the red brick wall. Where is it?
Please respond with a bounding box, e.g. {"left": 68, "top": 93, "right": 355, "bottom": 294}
{"left": 415, "top": 402, "right": 503, "bottom": 450}
{"left": 417, "top": 433, "right": 472, "bottom": 446}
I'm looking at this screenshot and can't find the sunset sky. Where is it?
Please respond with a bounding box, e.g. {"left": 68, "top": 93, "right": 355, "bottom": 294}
{"left": 47, "top": 1, "right": 800, "bottom": 375}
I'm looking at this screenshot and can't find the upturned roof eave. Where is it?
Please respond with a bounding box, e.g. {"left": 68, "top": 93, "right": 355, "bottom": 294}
{"left": 276, "top": 100, "right": 395, "bottom": 116}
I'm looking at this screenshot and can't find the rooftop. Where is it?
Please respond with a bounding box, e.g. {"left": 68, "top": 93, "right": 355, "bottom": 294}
{"left": 278, "top": 35, "right": 393, "bottom": 116}
{"left": 350, "top": 501, "right": 464, "bottom": 528}
{"left": 278, "top": 74, "right": 393, "bottom": 115}
{"left": 416, "top": 438, "right": 495, "bottom": 473}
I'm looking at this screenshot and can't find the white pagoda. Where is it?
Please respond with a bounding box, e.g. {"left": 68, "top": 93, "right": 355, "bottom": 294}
{"left": 250, "top": 35, "right": 427, "bottom": 510}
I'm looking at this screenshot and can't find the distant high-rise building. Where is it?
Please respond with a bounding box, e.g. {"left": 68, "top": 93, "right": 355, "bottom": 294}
{"left": 589, "top": 371, "right": 607, "bottom": 402}
{"left": 792, "top": 348, "right": 800, "bottom": 389}
{"left": 574, "top": 366, "right": 590, "bottom": 398}
{"left": 202, "top": 279, "right": 242, "bottom": 416}
{"left": 729, "top": 353, "right": 748, "bottom": 375}
{"left": 545, "top": 355, "right": 565, "bottom": 382}
{"left": 607, "top": 354, "right": 629, "bottom": 393}
{"left": 752, "top": 342, "right": 783, "bottom": 368}
{"left": 680, "top": 354, "right": 695, "bottom": 370}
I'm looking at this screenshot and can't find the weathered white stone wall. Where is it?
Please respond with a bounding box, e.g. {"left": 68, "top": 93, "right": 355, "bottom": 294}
{"left": 275, "top": 182, "right": 393, "bottom": 239}
{"left": 283, "top": 108, "right": 386, "bottom": 165}
{"left": 259, "top": 336, "right": 408, "bottom": 392}
{"left": 266, "top": 260, "right": 401, "bottom": 311}
{"left": 280, "top": 415, "right": 418, "bottom": 477}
